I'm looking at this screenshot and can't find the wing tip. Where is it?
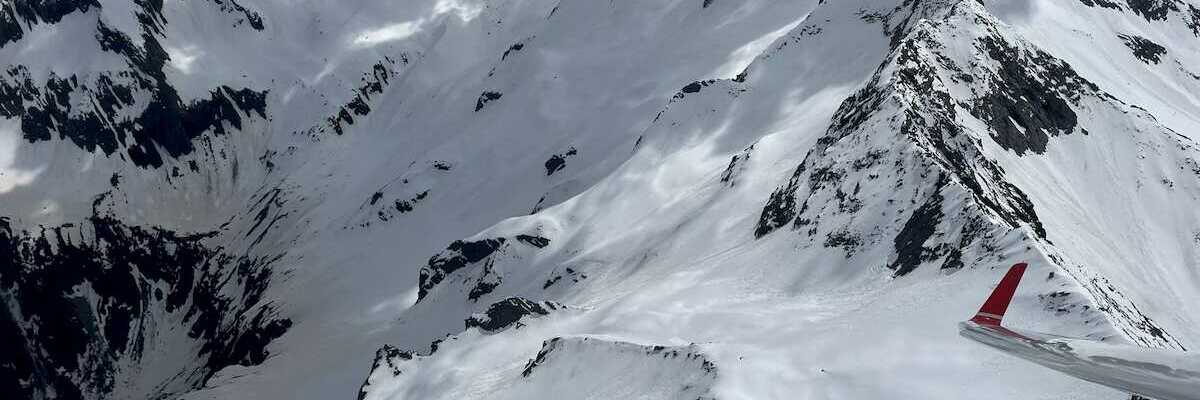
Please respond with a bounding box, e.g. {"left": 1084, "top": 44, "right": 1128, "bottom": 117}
{"left": 970, "top": 262, "right": 1028, "bottom": 326}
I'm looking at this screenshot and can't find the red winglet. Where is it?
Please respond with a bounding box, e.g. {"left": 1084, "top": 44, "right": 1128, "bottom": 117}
{"left": 971, "top": 263, "right": 1028, "bottom": 326}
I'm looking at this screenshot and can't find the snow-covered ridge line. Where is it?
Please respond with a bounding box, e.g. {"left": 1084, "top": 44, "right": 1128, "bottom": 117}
{"left": 754, "top": 0, "right": 1195, "bottom": 348}
{"left": 358, "top": 335, "right": 718, "bottom": 400}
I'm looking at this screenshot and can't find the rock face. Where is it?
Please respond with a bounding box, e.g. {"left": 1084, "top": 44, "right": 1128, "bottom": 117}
{"left": 4, "top": 0, "right": 1200, "bottom": 399}
{"left": 464, "top": 297, "right": 559, "bottom": 332}
{"left": 0, "top": 213, "right": 289, "bottom": 399}
{"left": 1, "top": 2, "right": 268, "bottom": 169}
{"left": 1, "top": 5, "right": 289, "bottom": 394}
{"left": 0, "top": 0, "right": 101, "bottom": 46}
{"left": 756, "top": 2, "right": 1057, "bottom": 272}
{"left": 419, "top": 238, "right": 507, "bottom": 300}
{"left": 542, "top": 147, "right": 576, "bottom": 176}
{"left": 1118, "top": 33, "right": 1168, "bottom": 64}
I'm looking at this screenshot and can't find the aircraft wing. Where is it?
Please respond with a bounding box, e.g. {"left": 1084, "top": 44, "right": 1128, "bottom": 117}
{"left": 959, "top": 263, "right": 1200, "bottom": 400}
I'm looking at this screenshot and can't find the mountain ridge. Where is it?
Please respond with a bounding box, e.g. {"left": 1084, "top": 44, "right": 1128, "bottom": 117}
{"left": 2, "top": 0, "right": 1199, "bottom": 399}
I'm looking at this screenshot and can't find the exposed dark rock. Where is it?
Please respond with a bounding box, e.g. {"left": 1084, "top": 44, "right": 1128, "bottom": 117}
{"left": 1188, "top": 4, "right": 1200, "bottom": 36}
{"left": 544, "top": 147, "right": 577, "bottom": 176}
{"left": 516, "top": 234, "right": 551, "bottom": 248}
{"left": 757, "top": 14, "right": 1055, "bottom": 251}
{"left": 1125, "top": 0, "right": 1177, "bottom": 21}
{"left": 1077, "top": 0, "right": 1123, "bottom": 10}
{"left": 356, "top": 345, "right": 413, "bottom": 400}
{"left": 521, "top": 337, "right": 562, "bottom": 377}
{"left": 720, "top": 144, "right": 754, "bottom": 187}
{"left": 501, "top": 42, "right": 525, "bottom": 60}
{"left": 467, "top": 260, "right": 501, "bottom": 301}
{"left": 1118, "top": 34, "right": 1167, "bottom": 64}
{"left": 896, "top": 36, "right": 1049, "bottom": 240}
{"left": 754, "top": 182, "right": 797, "bottom": 238}
{"left": 1, "top": 68, "right": 267, "bottom": 168}
{"left": 0, "top": 214, "right": 289, "bottom": 399}
{"left": 487, "top": 41, "right": 530, "bottom": 77}
{"left": 297, "top": 57, "right": 403, "bottom": 137}
{"left": 542, "top": 266, "right": 588, "bottom": 290}
{"left": 375, "top": 345, "right": 412, "bottom": 376}
{"left": 941, "top": 216, "right": 987, "bottom": 271}
{"left": 754, "top": 84, "right": 885, "bottom": 239}
{"left": 428, "top": 337, "right": 445, "bottom": 354}
{"left": 208, "top": 0, "right": 265, "bottom": 30}
{"left": 0, "top": 301, "right": 39, "bottom": 398}
{"left": 733, "top": 68, "right": 749, "bottom": 83}
{"left": 0, "top": 216, "right": 203, "bottom": 398}
{"left": 244, "top": 188, "right": 291, "bottom": 248}
{"left": 675, "top": 79, "right": 716, "bottom": 99}
{"left": 418, "top": 238, "right": 506, "bottom": 300}
{"left": 0, "top": 8, "right": 21, "bottom": 47}
{"left": 890, "top": 179, "right": 945, "bottom": 276}
{"left": 475, "top": 91, "right": 503, "bottom": 112}
{"left": 519, "top": 337, "right": 718, "bottom": 392}
{"left": 823, "top": 229, "right": 863, "bottom": 257}
{"left": 1038, "top": 291, "right": 1080, "bottom": 316}
{"left": 1, "top": 8, "right": 270, "bottom": 169}
{"left": 377, "top": 191, "right": 429, "bottom": 222}
{"left": 896, "top": 29, "right": 1050, "bottom": 240}
{"left": 204, "top": 308, "right": 291, "bottom": 367}
{"left": 464, "top": 297, "right": 556, "bottom": 332}
{"left": 394, "top": 195, "right": 416, "bottom": 212}
{"left": 530, "top": 195, "right": 546, "bottom": 214}
{"left": 720, "top": 155, "right": 742, "bottom": 183}
{"left": 461, "top": 234, "right": 550, "bottom": 301}
{"left": 1074, "top": 0, "right": 1179, "bottom": 21}
{"left": 468, "top": 280, "right": 501, "bottom": 301}
{"left": 0, "top": 0, "right": 100, "bottom": 46}
{"left": 972, "top": 36, "right": 1086, "bottom": 156}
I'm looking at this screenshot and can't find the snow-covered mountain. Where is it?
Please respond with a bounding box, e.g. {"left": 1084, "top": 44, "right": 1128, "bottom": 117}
{"left": 2, "top": 0, "right": 1198, "bottom": 399}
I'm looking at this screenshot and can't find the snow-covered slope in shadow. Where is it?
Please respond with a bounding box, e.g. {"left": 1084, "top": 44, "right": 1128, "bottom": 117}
{"left": 1, "top": 0, "right": 828, "bottom": 398}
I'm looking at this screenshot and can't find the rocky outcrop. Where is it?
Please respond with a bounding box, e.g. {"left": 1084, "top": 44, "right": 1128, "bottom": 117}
{"left": 465, "top": 297, "right": 560, "bottom": 332}
{"left": 0, "top": 214, "right": 290, "bottom": 399}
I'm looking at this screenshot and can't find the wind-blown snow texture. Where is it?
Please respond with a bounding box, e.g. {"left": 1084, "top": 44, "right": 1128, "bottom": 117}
{"left": 1, "top": 0, "right": 1199, "bottom": 399}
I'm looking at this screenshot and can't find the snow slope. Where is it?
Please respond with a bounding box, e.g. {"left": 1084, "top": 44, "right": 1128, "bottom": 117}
{"left": 2, "top": 0, "right": 1199, "bottom": 399}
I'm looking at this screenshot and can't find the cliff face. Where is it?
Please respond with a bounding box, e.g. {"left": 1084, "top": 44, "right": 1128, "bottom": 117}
{"left": 2, "top": 0, "right": 1199, "bottom": 399}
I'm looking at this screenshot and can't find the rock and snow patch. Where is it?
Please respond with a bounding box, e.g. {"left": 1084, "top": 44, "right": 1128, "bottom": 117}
{"left": 5, "top": 0, "right": 1200, "bottom": 399}
{"left": 358, "top": 336, "right": 718, "bottom": 400}
{"left": 465, "top": 297, "right": 562, "bottom": 333}
{"left": 515, "top": 337, "right": 718, "bottom": 400}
